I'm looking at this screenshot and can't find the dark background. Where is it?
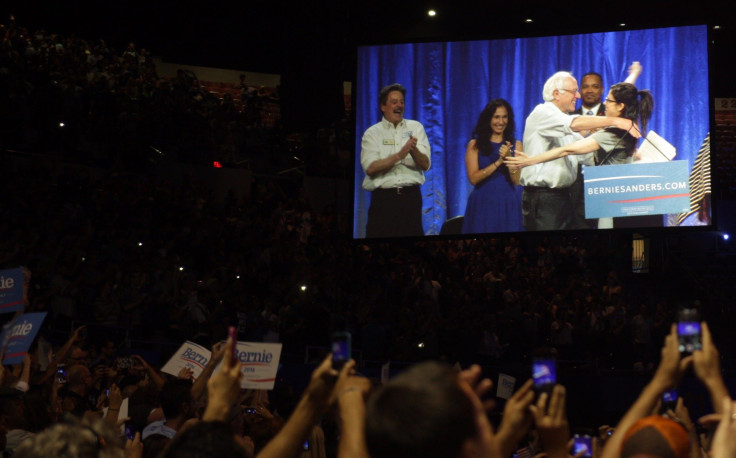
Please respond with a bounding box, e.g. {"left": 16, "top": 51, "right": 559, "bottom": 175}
{"left": 5, "top": 1, "right": 736, "bottom": 124}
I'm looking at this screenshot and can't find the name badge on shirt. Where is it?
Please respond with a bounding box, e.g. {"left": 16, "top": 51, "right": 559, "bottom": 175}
{"left": 383, "top": 139, "right": 395, "bottom": 145}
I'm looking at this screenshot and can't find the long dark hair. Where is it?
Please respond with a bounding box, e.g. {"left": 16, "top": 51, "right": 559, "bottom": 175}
{"left": 609, "top": 82, "right": 654, "bottom": 133}
{"left": 596, "top": 83, "right": 654, "bottom": 162}
{"left": 471, "top": 99, "right": 516, "bottom": 186}
{"left": 472, "top": 99, "right": 516, "bottom": 155}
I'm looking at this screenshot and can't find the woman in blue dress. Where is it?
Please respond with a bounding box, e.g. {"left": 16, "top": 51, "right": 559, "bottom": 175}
{"left": 462, "top": 99, "right": 523, "bottom": 234}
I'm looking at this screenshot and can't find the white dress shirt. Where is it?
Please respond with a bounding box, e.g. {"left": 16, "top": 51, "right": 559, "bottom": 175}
{"left": 360, "top": 117, "right": 431, "bottom": 191}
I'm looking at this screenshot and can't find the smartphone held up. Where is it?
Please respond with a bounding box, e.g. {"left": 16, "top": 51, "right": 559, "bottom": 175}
{"left": 532, "top": 357, "right": 556, "bottom": 397}
{"left": 677, "top": 306, "right": 702, "bottom": 354}
{"left": 331, "top": 332, "right": 351, "bottom": 370}
{"left": 56, "top": 364, "right": 68, "bottom": 384}
{"left": 572, "top": 434, "right": 593, "bottom": 458}
{"left": 661, "top": 389, "right": 678, "bottom": 414}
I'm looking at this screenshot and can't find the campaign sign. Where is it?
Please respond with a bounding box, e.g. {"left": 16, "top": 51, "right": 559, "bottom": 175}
{"left": 584, "top": 161, "right": 690, "bottom": 218}
{"left": 161, "top": 341, "right": 212, "bottom": 381}
{"left": 0, "top": 268, "right": 25, "bottom": 314}
{"left": 229, "top": 341, "right": 283, "bottom": 390}
{"left": 0, "top": 312, "right": 47, "bottom": 364}
{"left": 496, "top": 373, "right": 516, "bottom": 400}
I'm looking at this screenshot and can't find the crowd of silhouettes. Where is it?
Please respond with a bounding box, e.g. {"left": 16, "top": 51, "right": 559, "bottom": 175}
{"left": 0, "top": 16, "right": 302, "bottom": 170}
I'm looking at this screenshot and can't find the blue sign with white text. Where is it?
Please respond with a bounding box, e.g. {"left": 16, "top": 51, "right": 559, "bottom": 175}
{"left": 584, "top": 161, "right": 690, "bottom": 219}
{"left": 0, "top": 312, "right": 47, "bottom": 365}
{"left": 0, "top": 268, "right": 24, "bottom": 313}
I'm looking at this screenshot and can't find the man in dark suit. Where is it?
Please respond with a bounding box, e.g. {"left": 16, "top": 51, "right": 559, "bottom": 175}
{"left": 573, "top": 72, "right": 605, "bottom": 116}
{"left": 569, "top": 72, "right": 605, "bottom": 228}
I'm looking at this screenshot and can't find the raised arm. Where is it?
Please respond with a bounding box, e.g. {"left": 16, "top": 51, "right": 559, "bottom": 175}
{"left": 692, "top": 322, "right": 730, "bottom": 414}
{"left": 202, "top": 337, "right": 242, "bottom": 422}
{"left": 530, "top": 385, "right": 571, "bottom": 458}
{"left": 55, "top": 325, "right": 86, "bottom": 364}
{"left": 335, "top": 360, "right": 371, "bottom": 458}
{"left": 105, "top": 383, "right": 123, "bottom": 429}
{"left": 711, "top": 397, "right": 736, "bottom": 458}
{"left": 496, "top": 379, "right": 535, "bottom": 457}
{"left": 14, "top": 354, "right": 31, "bottom": 392}
{"left": 257, "top": 354, "right": 339, "bottom": 458}
{"left": 191, "top": 342, "right": 226, "bottom": 402}
{"left": 38, "top": 325, "right": 86, "bottom": 384}
{"left": 505, "top": 136, "right": 600, "bottom": 170}
{"left": 457, "top": 364, "right": 500, "bottom": 457}
{"left": 601, "top": 325, "right": 692, "bottom": 458}
{"left": 624, "top": 61, "right": 642, "bottom": 85}
{"left": 130, "top": 355, "right": 167, "bottom": 390}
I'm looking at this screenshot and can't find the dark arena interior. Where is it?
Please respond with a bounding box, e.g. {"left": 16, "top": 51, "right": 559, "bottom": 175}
{"left": 2, "top": 1, "right": 736, "bottom": 457}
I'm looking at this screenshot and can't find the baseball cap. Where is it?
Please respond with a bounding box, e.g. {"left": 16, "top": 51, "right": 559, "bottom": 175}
{"left": 621, "top": 415, "right": 690, "bottom": 458}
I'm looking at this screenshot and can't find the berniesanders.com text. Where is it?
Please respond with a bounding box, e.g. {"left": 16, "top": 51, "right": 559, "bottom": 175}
{"left": 587, "top": 181, "right": 687, "bottom": 195}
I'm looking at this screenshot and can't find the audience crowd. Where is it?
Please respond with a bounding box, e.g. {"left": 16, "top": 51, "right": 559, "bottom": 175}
{"left": 1, "top": 16, "right": 735, "bottom": 458}
{"left": 0, "top": 16, "right": 292, "bottom": 170}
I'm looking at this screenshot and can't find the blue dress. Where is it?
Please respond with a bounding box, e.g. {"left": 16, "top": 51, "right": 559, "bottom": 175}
{"left": 462, "top": 141, "right": 523, "bottom": 233}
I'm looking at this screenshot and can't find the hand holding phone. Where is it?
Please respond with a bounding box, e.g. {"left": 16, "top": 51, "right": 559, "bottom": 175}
{"left": 572, "top": 434, "right": 593, "bottom": 458}
{"left": 124, "top": 422, "right": 136, "bottom": 440}
{"left": 56, "top": 364, "right": 68, "bottom": 384}
{"left": 677, "top": 307, "right": 702, "bottom": 354}
{"left": 661, "top": 389, "right": 678, "bottom": 413}
{"left": 331, "top": 332, "right": 351, "bottom": 370}
{"left": 532, "top": 357, "right": 556, "bottom": 398}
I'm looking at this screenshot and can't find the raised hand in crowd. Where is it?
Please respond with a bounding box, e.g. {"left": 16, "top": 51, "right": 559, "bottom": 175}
{"left": 496, "top": 379, "right": 535, "bottom": 458}
{"left": 257, "top": 354, "right": 339, "bottom": 458}
{"left": 192, "top": 341, "right": 226, "bottom": 402}
{"left": 691, "top": 322, "right": 729, "bottom": 414}
{"left": 666, "top": 397, "right": 701, "bottom": 458}
{"left": 334, "top": 359, "right": 371, "bottom": 458}
{"left": 530, "top": 385, "right": 571, "bottom": 458}
{"left": 130, "top": 354, "right": 166, "bottom": 389}
{"left": 455, "top": 364, "right": 501, "bottom": 457}
{"left": 124, "top": 432, "right": 143, "bottom": 458}
{"left": 711, "top": 396, "right": 736, "bottom": 458}
{"left": 601, "top": 324, "right": 692, "bottom": 458}
{"left": 177, "top": 367, "right": 194, "bottom": 380}
{"left": 104, "top": 383, "right": 124, "bottom": 428}
{"left": 47, "top": 325, "right": 87, "bottom": 373}
{"left": 203, "top": 336, "right": 242, "bottom": 422}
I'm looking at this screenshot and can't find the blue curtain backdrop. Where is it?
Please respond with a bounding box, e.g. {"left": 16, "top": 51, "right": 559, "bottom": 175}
{"left": 353, "top": 25, "right": 709, "bottom": 238}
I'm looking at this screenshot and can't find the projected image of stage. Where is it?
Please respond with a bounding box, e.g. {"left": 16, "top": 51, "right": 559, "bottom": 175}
{"left": 353, "top": 25, "right": 710, "bottom": 238}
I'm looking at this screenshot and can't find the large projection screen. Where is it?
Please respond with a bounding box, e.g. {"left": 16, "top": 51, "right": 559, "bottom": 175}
{"left": 353, "top": 25, "right": 710, "bottom": 238}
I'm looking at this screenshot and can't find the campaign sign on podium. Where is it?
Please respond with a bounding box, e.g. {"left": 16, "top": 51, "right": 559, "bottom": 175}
{"left": 584, "top": 161, "right": 690, "bottom": 219}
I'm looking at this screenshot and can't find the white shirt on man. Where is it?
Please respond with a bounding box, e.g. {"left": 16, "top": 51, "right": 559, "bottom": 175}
{"left": 520, "top": 102, "right": 590, "bottom": 188}
{"left": 360, "top": 117, "right": 431, "bottom": 191}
